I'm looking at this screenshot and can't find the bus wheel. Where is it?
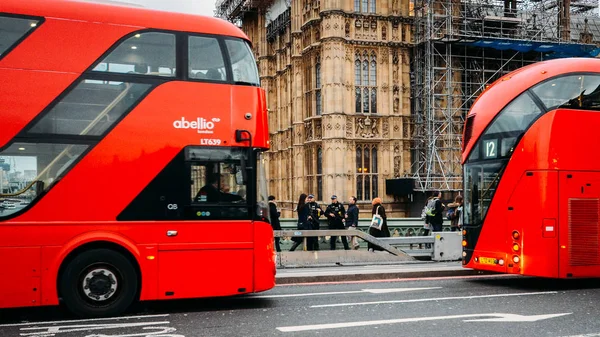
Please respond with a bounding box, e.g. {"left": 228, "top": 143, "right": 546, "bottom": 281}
{"left": 59, "top": 248, "right": 138, "bottom": 317}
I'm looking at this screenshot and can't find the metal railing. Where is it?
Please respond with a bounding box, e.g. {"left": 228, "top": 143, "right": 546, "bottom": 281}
{"left": 274, "top": 229, "right": 406, "bottom": 256}
{"left": 276, "top": 218, "right": 459, "bottom": 255}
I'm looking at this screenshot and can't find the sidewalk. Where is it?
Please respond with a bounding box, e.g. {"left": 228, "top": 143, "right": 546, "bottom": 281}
{"left": 275, "top": 261, "right": 493, "bottom": 284}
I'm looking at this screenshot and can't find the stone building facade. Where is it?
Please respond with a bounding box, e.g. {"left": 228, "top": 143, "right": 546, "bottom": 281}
{"left": 240, "top": 0, "right": 413, "bottom": 217}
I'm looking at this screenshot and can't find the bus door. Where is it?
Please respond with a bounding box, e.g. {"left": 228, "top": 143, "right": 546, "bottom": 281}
{"left": 558, "top": 171, "right": 600, "bottom": 278}
{"left": 154, "top": 147, "right": 255, "bottom": 300}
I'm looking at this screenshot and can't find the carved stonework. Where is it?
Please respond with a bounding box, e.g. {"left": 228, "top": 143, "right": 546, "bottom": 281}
{"left": 326, "top": 123, "right": 333, "bottom": 130}
{"left": 305, "top": 121, "right": 313, "bottom": 141}
{"left": 335, "top": 123, "right": 341, "bottom": 130}
{"left": 382, "top": 25, "right": 387, "bottom": 40}
{"left": 346, "top": 118, "right": 353, "bottom": 138}
{"left": 315, "top": 120, "right": 322, "bottom": 140}
{"left": 393, "top": 49, "right": 399, "bottom": 65}
{"left": 345, "top": 21, "right": 350, "bottom": 38}
{"left": 382, "top": 120, "right": 390, "bottom": 138}
{"left": 356, "top": 116, "right": 379, "bottom": 138}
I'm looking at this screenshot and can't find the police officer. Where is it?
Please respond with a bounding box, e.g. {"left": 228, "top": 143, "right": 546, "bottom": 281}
{"left": 306, "top": 194, "right": 323, "bottom": 251}
{"left": 325, "top": 195, "right": 349, "bottom": 250}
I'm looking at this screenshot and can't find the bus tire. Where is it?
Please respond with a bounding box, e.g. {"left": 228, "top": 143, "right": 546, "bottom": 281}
{"left": 59, "top": 248, "right": 138, "bottom": 318}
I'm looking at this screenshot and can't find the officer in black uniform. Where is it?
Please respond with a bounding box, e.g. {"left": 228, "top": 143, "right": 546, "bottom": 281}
{"left": 306, "top": 194, "right": 323, "bottom": 251}
{"left": 325, "top": 195, "right": 349, "bottom": 250}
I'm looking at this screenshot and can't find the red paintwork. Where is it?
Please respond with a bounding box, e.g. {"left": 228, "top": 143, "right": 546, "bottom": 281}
{"left": 0, "top": 0, "right": 274, "bottom": 309}
{"left": 462, "top": 58, "right": 600, "bottom": 278}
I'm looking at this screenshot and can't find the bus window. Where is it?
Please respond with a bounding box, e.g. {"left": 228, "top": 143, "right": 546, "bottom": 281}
{"left": 0, "top": 15, "right": 41, "bottom": 57}
{"left": 92, "top": 32, "right": 176, "bottom": 77}
{"left": 225, "top": 39, "right": 260, "bottom": 86}
{"left": 27, "top": 80, "right": 152, "bottom": 136}
{"left": 188, "top": 36, "right": 226, "bottom": 81}
{"left": 483, "top": 93, "right": 542, "bottom": 158}
{"left": 532, "top": 75, "right": 600, "bottom": 110}
{"left": 0, "top": 143, "right": 88, "bottom": 217}
{"left": 192, "top": 162, "right": 246, "bottom": 203}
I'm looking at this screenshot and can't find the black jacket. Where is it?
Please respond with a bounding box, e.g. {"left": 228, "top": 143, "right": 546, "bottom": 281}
{"left": 346, "top": 204, "right": 359, "bottom": 227}
{"left": 325, "top": 202, "right": 346, "bottom": 229}
{"left": 268, "top": 202, "right": 281, "bottom": 230}
{"left": 429, "top": 198, "right": 445, "bottom": 226}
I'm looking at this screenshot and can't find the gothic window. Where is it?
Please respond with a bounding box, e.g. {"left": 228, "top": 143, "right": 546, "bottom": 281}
{"left": 355, "top": 50, "right": 377, "bottom": 114}
{"left": 316, "top": 147, "right": 323, "bottom": 201}
{"left": 356, "top": 144, "right": 378, "bottom": 201}
{"left": 304, "top": 55, "right": 313, "bottom": 118}
{"left": 355, "top": 0, "right": 376, "bottom": 13}
{"left": 315, "top": 56, "right": 322, "bottom": 116}
{"left": 305, "top": 145, "right": 323, "bottom": 201}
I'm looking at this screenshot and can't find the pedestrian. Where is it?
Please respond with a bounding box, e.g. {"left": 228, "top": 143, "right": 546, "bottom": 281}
{"left": 268, "top": 195, "right": 281, "bottom": 252}
{"left": 428, "top": 190, "right": 445, "bottom": 232}
{"left": 368, "top": 197, "right": 390, "bottom": 252}
{"left": 306, "top": 194, "right": 323, "bottom": 250}
{"left": 345, "top": 196, "right": 360, "bottom": 249}
{"left": 420, "top": 196, "right": 433, "bottom": 249}
{"left": 447, "top": 195, "right": 463, "bottom": 232}
{"left": 325, "top": 195, "right": 349, "bottom": 250}
{"left": 289, "top": 193, "right": 309, "bottom": 251}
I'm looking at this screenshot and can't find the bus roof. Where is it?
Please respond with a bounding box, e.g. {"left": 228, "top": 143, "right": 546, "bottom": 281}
{"left": 1, "top": 0, "right": 249, "bottom": 41}
{"left": 462, "top": 57, "right": 600, "bottom": 161}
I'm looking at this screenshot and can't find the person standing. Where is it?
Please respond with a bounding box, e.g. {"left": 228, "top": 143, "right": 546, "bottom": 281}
{"left": 368, "top": 197, "right": 390, "bottom": 252}
{"left": 268, "top": 195, "right": 282, "bottom": 252}
{"left": 345, "top": 196, "right": 360, "bottom": 249}
{"left": 289, "top": 193, "right": 309, "bottom": 251}
{"left": 429, "top": 191, "right": 445, "bottom": 232}
{"left": 306, "top": 194, "right": 323, "bottom": 251}
{"left": 447, "top": 195, "right": 463, "bottom": 232}
{"left": 325, "top": 195, "right": 349, "bottom": 250}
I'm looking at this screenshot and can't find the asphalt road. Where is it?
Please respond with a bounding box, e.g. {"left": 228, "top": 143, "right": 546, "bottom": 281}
{"left": 2, "top": 274, "right": 600, "bottom": 337}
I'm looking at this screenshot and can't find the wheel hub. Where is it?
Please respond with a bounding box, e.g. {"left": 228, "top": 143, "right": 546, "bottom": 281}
{"left": 82, "top": 268, "right": 118, "bottom": 302}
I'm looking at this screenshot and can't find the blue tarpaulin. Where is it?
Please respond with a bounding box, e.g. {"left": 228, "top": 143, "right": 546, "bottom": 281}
{"left": 462, "top": 39, "right": 600, "bottom": 58}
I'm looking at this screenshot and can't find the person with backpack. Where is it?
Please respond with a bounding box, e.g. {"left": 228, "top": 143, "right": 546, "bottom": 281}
{"left": 427, "top": 191, "right": 445, "bottom": 232}
{"left": 446, "top": 195, "right": 463, "bottom": 231}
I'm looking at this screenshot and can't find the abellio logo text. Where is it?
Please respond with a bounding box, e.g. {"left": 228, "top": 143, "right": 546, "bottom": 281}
{"left": 173, "top": 117, "right": 220, "bottom": 134}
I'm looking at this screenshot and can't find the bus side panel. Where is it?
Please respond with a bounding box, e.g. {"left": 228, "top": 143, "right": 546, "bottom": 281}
{"left": 157, "top": 249, "right": 253, "bottom": 299}
{"left": 508, "top": 171, "right": 559, "bottom": 278}
{"left": 0, "top": 70, "right": 78, "bottom": 149}
{"left": 559, "top": 171, "right": 600, "bottom": 278}
{"left": 0, "top": 247, "right": 41, "bottom": 308}
{"left": 253, "top": 221, "right": 276, "bottom": 292}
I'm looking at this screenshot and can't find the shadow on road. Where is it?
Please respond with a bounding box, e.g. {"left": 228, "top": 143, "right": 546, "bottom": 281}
{"left": 0, "top": 296, "right": 274, "bottom": 325}
{"left": 467, "top": 275, "right": 600, "bottom": 291}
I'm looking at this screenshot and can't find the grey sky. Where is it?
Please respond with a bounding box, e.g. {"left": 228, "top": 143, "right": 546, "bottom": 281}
{"left": 83, "top": 0, "right": 219, "bottom": 16}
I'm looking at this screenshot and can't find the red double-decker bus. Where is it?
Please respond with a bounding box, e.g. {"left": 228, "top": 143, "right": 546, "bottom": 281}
{"left": 0, "top": 0, "right": 275, "bottom": 317}
{"left": 461, "top": 57, "right": 600, "bottom": 278}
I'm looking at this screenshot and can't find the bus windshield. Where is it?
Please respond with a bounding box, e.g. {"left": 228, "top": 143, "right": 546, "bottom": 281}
{"left": 463, "top": 92, "right": 543, "bottom": 226}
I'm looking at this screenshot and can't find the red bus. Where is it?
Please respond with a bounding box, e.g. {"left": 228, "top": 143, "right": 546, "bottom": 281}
{"left": 0, "top": 0, "right": 275, "bottom": 317}
{"left": 461, "top": 57, "right": 600, "bottom": 278}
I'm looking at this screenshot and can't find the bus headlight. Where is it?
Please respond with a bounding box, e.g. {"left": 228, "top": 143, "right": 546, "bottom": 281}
{"left": 513, "top": 255, "right": 520, "bottom": 263}
{"left": 512, "top": 243, "right": 520, "bottom": 252}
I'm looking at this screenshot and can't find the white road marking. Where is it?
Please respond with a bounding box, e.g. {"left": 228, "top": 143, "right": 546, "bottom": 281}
{"left": 562, "top": 334, "right": 600, "bottom": 337}
{"left": 252, "top": 287, "right": 441, "bottom": 298}
{"left": 19, "top": 322, "right": 171, "bottom": 336}
{"left": 311, "top": 291, "right": 557, "bottom": 308}
{"left": 277, "top": 312, "right": 572, "bottom": 332}
{"left": 0, "top": 314, "right": 170, "bottom": 328}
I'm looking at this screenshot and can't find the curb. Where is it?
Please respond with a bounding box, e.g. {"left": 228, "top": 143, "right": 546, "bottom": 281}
{"left": 275, "top": 268, "right": 495, "bottom": 284}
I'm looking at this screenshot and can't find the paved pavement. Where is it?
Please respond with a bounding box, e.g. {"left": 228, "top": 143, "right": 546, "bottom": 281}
{"left": 3, "top": 274, "right": 600, "bottom": 336}
{"left": 276, "top": 261, "right": 488, "bottom": 284}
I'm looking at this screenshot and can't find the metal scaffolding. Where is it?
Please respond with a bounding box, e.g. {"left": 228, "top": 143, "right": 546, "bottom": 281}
{"left": 215, "top": 0, "right": 273, "bottom": 22}
{"left": 410, "top": 0, "right": 600, "bottom": 192}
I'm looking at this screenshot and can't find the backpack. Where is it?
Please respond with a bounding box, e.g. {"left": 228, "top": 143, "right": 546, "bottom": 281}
{"left": 447, "top": 207, "right": 456, "bottom": 220}
{"left": 425, "top": 198, "right": 437, "bottom": 217}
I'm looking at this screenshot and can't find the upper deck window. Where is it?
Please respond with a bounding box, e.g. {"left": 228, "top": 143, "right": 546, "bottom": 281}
{"left": 188, "top": 36, "right": 227, "bottom": 81}
{"left": 532, "top": 74, "right": 600, "bottom": 111}
{"left": 92, "top": 32, "right": 176, "bottom": 77}
{"left": 0, "top": 16, "right": 41, "bottom": 59}
{"left": 225, "top": 39, "right": 260, "bottom": 86}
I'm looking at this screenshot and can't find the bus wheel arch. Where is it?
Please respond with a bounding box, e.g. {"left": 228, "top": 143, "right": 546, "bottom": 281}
{"left": 57, "top": 241, "right": 142, "bottom": 317}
